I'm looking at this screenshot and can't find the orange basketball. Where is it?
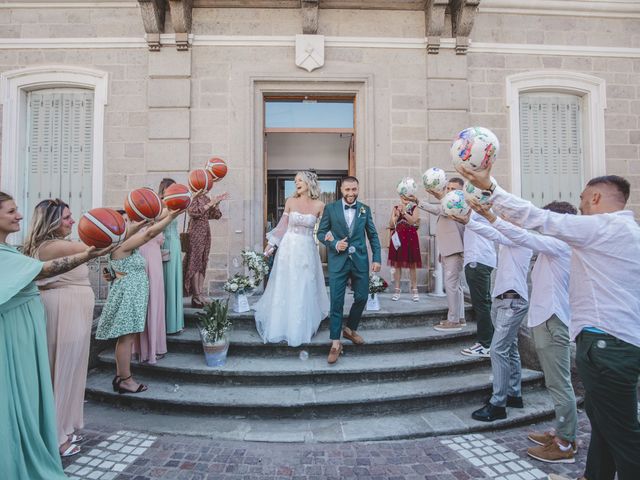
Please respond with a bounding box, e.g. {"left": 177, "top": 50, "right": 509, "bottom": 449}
{"left": 78, "top": 208, "right": 126, "bottom": 249}
{"left": 163, "top": 183, "right": 192, "bottom": 211}
{"left": 206, "top": 157, "right": 227, "bottom": 182}
{"left": 124, "top": 188, "right": 162, "bottom": 222}
{"left": 188, "top": 168, "right": 214, "bottom": 193}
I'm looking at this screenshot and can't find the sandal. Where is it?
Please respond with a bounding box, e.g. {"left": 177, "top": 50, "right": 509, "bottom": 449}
{"left": 115, "top": 375, "right": 148, "bottom": 395}
{"left": 69, "top": 434, "right": 84, "bottom": 444}
{"left": 60, "top": 443, "right": 81, "bottom": 458}
{"left": 391, "top": 288, "right": 401, "bottom": 301}
{"left": 111, "top": 375, "right": 120, "bottom": 393}
{"left": 411, "top": 288, "right": 419, "bottom": 302}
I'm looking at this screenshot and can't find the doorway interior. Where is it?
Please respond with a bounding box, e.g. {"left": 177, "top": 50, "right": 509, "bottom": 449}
{"left": 263, "top": 95, "right": 355, "bottom": 266}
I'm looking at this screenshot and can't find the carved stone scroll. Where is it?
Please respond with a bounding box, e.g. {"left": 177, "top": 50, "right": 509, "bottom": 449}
{"left": 138, "top": 0, "right": 166, "bottom": 51}
{"left": 169, "top": 0, "right": 194, "bottom": 50}
{"left": 424, "top": 0, "right": 448, "bottom": 54}
{"left": 450, "top": 0, "right": 480, "bottom": 55}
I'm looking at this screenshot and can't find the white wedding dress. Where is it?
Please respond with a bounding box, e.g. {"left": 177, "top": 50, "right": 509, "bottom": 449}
{"left": 254, "top": 211, "right": 330, "bottom": 346}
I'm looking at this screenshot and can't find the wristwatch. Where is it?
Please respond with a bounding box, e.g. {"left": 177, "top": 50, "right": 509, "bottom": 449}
{"left": 481, "top": 178, "right": 498, "bottom": 197}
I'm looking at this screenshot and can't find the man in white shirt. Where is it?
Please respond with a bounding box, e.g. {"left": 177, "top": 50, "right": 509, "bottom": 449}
{"left": 458, "top": 209, "right": 532, "bottom": 423}
{"left": 409, "top": 178, "right": 466, "bottom": 332}
{"left": 457, "top": 165, "right": 640, "bottom": 480}
{"left": 476, "top": 200, "right": 578, "bottom": 464}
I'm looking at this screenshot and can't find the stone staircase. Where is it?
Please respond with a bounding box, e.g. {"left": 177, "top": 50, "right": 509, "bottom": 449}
{"left": 85, "top": 294, "right": 556, "bottom": 442}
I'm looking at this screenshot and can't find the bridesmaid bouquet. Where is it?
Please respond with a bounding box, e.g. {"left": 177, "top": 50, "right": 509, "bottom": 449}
{"left": 369, "top": 274, "right": 388, "bottom": 296}
{"left": 223, "top": 273, "right": 254, "bottom": 294}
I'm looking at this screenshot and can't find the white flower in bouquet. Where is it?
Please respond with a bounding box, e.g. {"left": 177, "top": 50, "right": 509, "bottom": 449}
{"left": 230, "top": 283, "right": 238, "bottom": 292}
{"left": 368, "top": 273, "right": 389, "bottom": 294}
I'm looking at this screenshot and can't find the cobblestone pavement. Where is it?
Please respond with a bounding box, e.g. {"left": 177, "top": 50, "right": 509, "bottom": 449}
{"left": 62, "top": 411, "right": 593, "bottom": 480}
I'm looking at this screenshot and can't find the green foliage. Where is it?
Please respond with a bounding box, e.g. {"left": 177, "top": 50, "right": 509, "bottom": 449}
{"left": 198, "top": 298, "right": 231, "bottom": 343}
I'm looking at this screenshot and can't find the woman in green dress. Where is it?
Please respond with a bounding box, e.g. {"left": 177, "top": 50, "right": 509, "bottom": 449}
{"left": 158, "top": 178, "right": 184, "bottom": 334}
{"left": 96, "top": 206, "right": 181, "bottom": 394}
{"left": 0, "top": 192, "right": 111, "bottom": 478}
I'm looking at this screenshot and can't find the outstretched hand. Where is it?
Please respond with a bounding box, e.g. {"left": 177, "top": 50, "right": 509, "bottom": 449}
{"left": 449, "top": 210, "right": 471, "bottom": 225}
{"left": 86, "top": 244, "right": 117, "bottom": 259}
{"left": 427, "top": 188, "right": 445, "bottom": 200}
{"left": 454, "top": 163, "right": 493, "bottom": 190}
{"left": 468, "top": 199, "right": 497, "bottom": 223}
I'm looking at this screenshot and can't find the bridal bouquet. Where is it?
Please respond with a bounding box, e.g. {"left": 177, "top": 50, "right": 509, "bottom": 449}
{"left": 369, "top": 274, "right": 388, "bottom": 295}
{"left": 241, "top": 250, "right": 270, "bottom": 283}
{"left": 223, "top": 273, "right": 255, "bottom": 294}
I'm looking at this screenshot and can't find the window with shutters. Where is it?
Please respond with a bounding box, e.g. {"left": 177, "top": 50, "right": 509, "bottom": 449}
{"left": 25, "top": 89, "right": 94, "bottom": 237}
{"left": 519, "top": 93, "right": 583, "bottom": 206}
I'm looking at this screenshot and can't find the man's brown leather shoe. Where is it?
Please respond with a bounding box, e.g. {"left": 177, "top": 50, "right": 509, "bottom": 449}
{"left": 327, "top": 343, "right": 343, "bottom": 364}
{"left": 343, "top": 327, "right": 365, "bottom": 345}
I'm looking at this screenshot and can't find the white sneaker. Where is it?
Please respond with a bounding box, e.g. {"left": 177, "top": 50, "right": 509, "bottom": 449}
{"left": 461, "top": 343, "right": 491, "bottom": 358}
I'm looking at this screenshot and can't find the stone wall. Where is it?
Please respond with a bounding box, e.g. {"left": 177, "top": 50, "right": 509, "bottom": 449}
{"left": 1, "top": 5, "right": 639, "bottom": 293}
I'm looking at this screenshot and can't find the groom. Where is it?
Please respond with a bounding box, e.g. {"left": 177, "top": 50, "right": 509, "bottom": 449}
{"left": 317, "top": 176, "right": 381, "bottom": 364}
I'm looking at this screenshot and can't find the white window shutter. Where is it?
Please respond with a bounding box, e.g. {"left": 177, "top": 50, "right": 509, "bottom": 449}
{"left": 26, "top": 89, "right": 94, "bottom": 237}
{"left": 519, "top": 93, "right": 583, "bottom": 207}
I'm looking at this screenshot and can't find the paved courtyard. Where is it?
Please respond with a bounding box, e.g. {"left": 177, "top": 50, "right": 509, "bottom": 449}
{"left": 62, "top": 410, "right": 593, "bottom": 479}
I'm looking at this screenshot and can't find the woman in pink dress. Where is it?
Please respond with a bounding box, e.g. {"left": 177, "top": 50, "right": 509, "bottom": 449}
{"left": 387, "top": 196, "right": 422, "bottom": 302}
{"left": 133, "top": 228, "right": 167, "bottom": 364}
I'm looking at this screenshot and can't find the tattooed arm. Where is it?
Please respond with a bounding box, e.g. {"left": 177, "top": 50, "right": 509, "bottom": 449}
{"left": 35, "top": 245, "right": 114, "bottom": 280}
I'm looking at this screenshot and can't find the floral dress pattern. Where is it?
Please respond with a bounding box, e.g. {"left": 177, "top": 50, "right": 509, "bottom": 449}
{"left": 182, "top": 195, "right": 222, "bottom": 296}
{"left": 96, "top": 250, "right": 149, "bottom": 340}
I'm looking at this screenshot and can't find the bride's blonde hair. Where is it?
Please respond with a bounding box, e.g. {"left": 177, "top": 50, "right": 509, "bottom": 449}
{"left": 293, "top": 171, "right": 321, "bottom": 200}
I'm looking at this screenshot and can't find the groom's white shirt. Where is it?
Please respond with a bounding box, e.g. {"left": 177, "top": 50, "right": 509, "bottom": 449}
{"left": 342, "top": 198, "right": 356, "bottom": 228}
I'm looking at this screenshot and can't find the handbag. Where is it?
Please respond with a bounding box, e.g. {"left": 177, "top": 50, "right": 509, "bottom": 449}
{"left": 179, "top": 213, "right": 189, "bottom": 254}
{"left": 390, "top": 211, "right": 402, "bottom": 250}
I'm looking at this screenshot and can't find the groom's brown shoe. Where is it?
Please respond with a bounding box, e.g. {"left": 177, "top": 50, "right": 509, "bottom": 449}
{"left": 343, "top": 327, "right": 365, "bottom": 345}
{"left": 327, "top": 343, "right": 343, "bottom": 364}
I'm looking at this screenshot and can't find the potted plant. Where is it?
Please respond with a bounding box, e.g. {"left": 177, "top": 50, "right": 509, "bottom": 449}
{"left": 197, "top": 298, "right": 232, "bottom": 366}
{"left": 223, "top": 273, "right": 254, "bottom": 313}
{"left": 367, "top": 273, "right": 388, "bottom": 311}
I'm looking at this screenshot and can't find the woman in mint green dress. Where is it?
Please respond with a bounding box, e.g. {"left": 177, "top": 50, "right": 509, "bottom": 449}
{"left": 0, "top": 192, "right": 109, "bottom": 477}
{"left": 158, "top": 179, "right": 184, "bottom": 334}
{"left": 96, "top": 206, "right": 181, "bottom": 394}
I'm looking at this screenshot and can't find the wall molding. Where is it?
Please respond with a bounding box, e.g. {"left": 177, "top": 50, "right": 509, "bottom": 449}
{"left": 480, "top": 0, "right": 640, "bottom": 19}
{"left": 505, "top": 70, "right": 607, "bottom": 197}
{"left": 0, "top": 2, "right": 137, "bottom": 8}
{"left": 1, "top": 35, "right": 640, "bottom": 58}
{"left": 0, "top": 65, "right": 108, "bottom": 243}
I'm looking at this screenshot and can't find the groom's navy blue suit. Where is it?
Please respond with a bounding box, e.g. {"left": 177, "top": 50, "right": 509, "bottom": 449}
{"left": 317, "top": 200, "right": 381, "bottom": 340}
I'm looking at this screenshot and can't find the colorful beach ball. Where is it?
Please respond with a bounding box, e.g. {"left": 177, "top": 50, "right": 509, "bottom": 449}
{"left": 397, "top": 177, "right": 418, "bottom": 197}
{"left": 422, "top": 167, "right": 447, "bottom": 192}
{"left": 450, "top": 127, "right": 500, "bottom": 172}
{"left": 463, "top": 178, "right": 496, "bottom": 205}
{"left": 441, "top": 190, "right": 470, "bottom": 217}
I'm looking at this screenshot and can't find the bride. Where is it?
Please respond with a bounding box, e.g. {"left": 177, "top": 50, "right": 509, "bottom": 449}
{"left": 254, "top": 171, "right": 330, "bottom": 346}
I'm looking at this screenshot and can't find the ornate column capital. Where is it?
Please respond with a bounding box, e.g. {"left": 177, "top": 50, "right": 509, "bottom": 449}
{"left": 424, "top": 0, "right": 449, "bottom": 54}
{"left": 302, "top": 0, "right": 319, "bottom": 35}
{"left": 138, "top": 0, "right": 166, "bottom": 51}
{"left": 450, "top": 0, "right": 480, "bottom": 55}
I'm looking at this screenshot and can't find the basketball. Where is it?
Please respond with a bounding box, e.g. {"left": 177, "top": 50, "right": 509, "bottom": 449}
{"left": 124, "top": 188, "right": 162, "bottom": 222}
{"left": 78, "top": 208, "right": 126, "bottom": 249}
{"left": 450, "top": 126, "right": 500, "bottom": 172}
{"left": 163, "top": 183, "right": 192, "bottom": 211}
{"left": 188, "top": 168, "right": 214, "bottom": 193}
{"left": 206, "top": 157, "right": 227, "bottom": 181}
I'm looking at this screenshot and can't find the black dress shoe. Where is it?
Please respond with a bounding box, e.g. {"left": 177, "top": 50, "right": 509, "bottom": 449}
{"left": 507, "top": 395, "right": 523, "bottom": 408}
{"left": 472, "top": 403, "right": 507, "bottom": 422}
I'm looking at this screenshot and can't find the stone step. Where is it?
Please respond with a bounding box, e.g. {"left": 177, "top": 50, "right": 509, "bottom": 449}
{"left": 83, "top": 386, "right": 558, "bottom": 442}
{"left": 96, "top": 341, "right": 491, "bottom": 384}
{"left": 85, "top": 368, "right": 544, "bottom": 417}
{"left": 183, "top": 294, "right": 472, "bottom": 330}
{"left": 166, "top": 324, "right": 478, "bottom": 355}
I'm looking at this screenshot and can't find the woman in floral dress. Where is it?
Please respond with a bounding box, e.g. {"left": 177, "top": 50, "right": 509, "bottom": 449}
{"left": 96, "top": 207, "right": 181, "bottom": 394}
{"left": 182, "top": 191, "right": 228, "bottom": 307}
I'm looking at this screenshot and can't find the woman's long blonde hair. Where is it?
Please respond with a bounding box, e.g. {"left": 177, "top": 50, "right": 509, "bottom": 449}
{"left": 23, "top": 198, "right": 69, "bottom": 257}
{"left": 293, "top": 171, "right": 321, "bottom": 200}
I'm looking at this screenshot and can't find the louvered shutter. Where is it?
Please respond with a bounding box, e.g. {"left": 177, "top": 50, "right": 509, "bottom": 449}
{"left": 26, "top": 89, "right": 94, "bottom": 237}
{"left": 519, "top": 94, "right": 583, "bottom": 207}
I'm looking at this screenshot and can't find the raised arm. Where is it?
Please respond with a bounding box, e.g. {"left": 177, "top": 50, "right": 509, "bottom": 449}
{"left": 36, "top": 246, "right": 112, "bottom": 280}
{"left": 116, "top": 209, "right": 181, "bottom": 254}
{"left": 492, "top": 216, "right": 570, "bottom": 257}
{"left": 466, "top": 217, "right": 517, "bottom": 247}
{"left": 491, "top": 186, "right": 601, "bottom": 248}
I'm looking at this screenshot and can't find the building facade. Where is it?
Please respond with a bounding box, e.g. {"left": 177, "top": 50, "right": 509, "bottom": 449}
{"left": 1, "top": 0, "right": 639, "bottom": 293}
